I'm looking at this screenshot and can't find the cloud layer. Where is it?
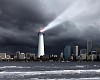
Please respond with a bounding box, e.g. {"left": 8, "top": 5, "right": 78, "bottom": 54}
{"left": 0, "top": 0, "right": 100, "bottom": 54}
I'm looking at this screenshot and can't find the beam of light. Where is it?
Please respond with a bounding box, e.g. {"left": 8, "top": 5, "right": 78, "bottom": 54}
{"left": 42, "top": 0, "right": 92, "bottom": 32}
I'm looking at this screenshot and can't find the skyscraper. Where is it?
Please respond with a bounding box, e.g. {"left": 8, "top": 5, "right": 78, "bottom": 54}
{"left": 64, "top": 45, "right": 71, "bottom": 60}
{"left": 73, "top": 46, "right": 79, "bottom": 57}
{"left": 87, "top": 38, "right": 92, "bottom": 54}
{"left": 76, "top": 46, "right": 79, "bottom": 56}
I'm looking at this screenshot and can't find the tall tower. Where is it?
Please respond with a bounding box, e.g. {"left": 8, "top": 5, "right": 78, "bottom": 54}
{"left": 73, "top": 46, "right": 78, "bottom": 57}
{"left": 64, "top": 45, "right": 71, "bottom": 60}
{"left": 38, "top": 29, "right": 45, "bottom": 58}
{"left": 87, "top": 38, "right": 92, "bottom": 55}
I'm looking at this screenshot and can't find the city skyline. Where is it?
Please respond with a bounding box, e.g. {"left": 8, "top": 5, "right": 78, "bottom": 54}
{"left": 0, "top": 38, "right": 100, "bottom": 62}
{"left": 0, "top": 1, "right": 100, "bottom": 80}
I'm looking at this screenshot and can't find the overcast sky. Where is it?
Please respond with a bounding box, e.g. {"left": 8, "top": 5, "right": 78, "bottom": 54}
{"left": 0, "top": 0, "right": 100, "bottom": 54}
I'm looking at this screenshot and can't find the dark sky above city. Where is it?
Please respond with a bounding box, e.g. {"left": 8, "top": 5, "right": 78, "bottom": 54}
{"left": 0, "top": 0, "right": 100, "bottom": 54}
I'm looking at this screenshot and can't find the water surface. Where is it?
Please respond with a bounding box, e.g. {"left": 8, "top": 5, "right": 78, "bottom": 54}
{"left": 0, "top": 62, "right": 100, "bottom": 80}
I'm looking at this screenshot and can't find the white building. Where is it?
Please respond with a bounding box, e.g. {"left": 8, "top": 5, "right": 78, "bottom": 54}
{"left": 80, "top": 54, "right": 86, "bottom": 60}
{"left": 76, "top": 46, "right": 78, "bottom": 56}
{"left": 73, "top": 46, "right": 79, "bottom": 57}
{"left": 0, "top": 53, "right": 6, "bottom": 59}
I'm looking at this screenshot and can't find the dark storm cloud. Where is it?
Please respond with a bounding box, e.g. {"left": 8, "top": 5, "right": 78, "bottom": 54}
{"left": 0, "top": 0, "right": 54, "bottom": 47}
{"left": 43, "top": 0, "right": 100, "bottom": 51}
{"left": 0, "top": 0, "right": 100, "bottom": 54}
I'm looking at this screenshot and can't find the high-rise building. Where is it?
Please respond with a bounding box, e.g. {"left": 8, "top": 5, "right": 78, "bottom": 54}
{"left": 38, "top": 29, "right": 45, "bottom": 58}
{"left": 96, "top": 48, "right": 100, "bottom": 60}
{"left": 73, "top": 46, "right": 79, "bottom": 56}
{"left": 87, "top": 38, "right": 92, "bottom": 54}
{"left": 64, "top": 45, "right": 71, "bottom": 60}
{"left": 76, "top": 46, "right": 79, "bottom": 56}
{"left": 96, "top": 48, "right": 100, "bottom": 55}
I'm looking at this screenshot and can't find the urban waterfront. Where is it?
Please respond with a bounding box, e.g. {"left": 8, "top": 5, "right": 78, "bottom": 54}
{"left": 0, "top": 0, "right": 100, "bottom": 80}
{"left": 0, "top": 38, "right": 100, "bottom": 62}
{"left": 0, "top": 62, "right": 100, "bottom": 80}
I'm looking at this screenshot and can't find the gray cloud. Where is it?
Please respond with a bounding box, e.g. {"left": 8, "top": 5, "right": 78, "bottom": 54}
{"left": 0, "top": 0, "right": 100, "bottom": 54}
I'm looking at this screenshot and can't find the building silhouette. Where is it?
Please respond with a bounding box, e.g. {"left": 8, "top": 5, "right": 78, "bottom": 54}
{"left": 73, "top": 46, "right": 79, "bottom": 56}
{"left": 64, "top": 45, "right": 71, "bottom": 60}
{"left": 87, "top": 38, "right": 92, "bottom": 55}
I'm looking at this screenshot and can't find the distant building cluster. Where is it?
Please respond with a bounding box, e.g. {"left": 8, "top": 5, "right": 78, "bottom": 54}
{"left": 61, "top": 38, "right": 100, "bottom": 61}
{"left": 0, "top": 51, "right": 36, "bottom": 62}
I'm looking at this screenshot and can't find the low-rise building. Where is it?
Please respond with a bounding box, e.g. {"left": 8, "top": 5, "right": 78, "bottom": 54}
{"left": 19, "top": 53, "right": 25, "bottom": 60}
{"left": 0, "top": 53, "right": 6, "bottom": 59}
{"left": 26, "top": 53, "right": 31, "bottom": 59}
{"left": 30, "top": 54, "right": 35, "bottom": 60}
{"left": 87, "top": 55, "right": 91, "bottom": 60}
{"left": 6, "top": 55, "right": 11, "bottom": 59}
{"left": 80, "top": 54, "right": 86, "bottom": 60}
